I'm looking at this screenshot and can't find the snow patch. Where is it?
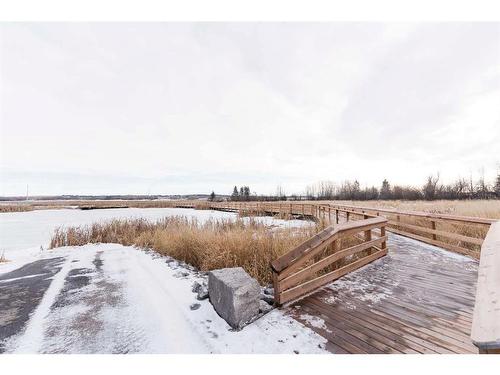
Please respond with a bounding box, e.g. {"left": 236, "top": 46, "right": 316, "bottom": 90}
{"left": 299, "top": 314, "right": 331, "bottom": 333}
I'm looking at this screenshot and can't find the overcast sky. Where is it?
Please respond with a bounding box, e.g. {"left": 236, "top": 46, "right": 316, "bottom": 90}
{"left": 0, "top": 23, "right": 499, "bottom": 196}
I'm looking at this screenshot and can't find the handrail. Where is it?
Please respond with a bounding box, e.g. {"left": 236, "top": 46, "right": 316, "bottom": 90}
{"left": 271, "top": 216, "right": 388, "bottom": 305}
{"left": 471, "top": 221, "right": 500, "bottom": 354}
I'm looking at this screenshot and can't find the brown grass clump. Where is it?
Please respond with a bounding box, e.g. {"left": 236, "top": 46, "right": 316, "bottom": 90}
{"left": 49, "top": 217, "right": 316, "bottom": 285}
{"left": 0, "top": 251, "right": 7, "bottom": 263}
{"left": 0, "top": 204, "right": 33, "bottom": 213}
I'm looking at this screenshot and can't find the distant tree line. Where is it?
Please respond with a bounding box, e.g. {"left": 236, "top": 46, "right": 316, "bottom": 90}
{"left": 303, "top": 173, "right": 500, "bottom": 201}
{"left": 220, "top": 172, "right": 500, "bottom": 202}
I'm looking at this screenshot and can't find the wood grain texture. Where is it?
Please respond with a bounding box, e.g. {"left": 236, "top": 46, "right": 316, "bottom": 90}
{"left": 471, "top": 221, "right": 500, "bottom": 351}
{"left": 286, "top": 233, "right": 479, "bottom": 354}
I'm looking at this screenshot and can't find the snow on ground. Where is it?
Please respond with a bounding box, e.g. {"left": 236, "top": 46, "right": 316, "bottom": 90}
{"left": 1, "top": 244, "right": 327, "bottom": 354}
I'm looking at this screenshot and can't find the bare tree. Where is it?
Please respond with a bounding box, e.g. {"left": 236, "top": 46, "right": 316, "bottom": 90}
{"left": 276, "top": 185, "right": 286, "bottom": 200}
{"left": 423, "top": 174, "right": 440, "bottom": 200}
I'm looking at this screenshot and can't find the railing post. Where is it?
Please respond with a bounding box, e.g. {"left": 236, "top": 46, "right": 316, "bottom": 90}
{"left": 336, "top": 209, "right": 339, "bottom": 224}
{"left": 346, "top": 212, "right": 350, "bottom": 222}
{"left": 364, "top": 227, "right": 372, "bottom": 246}
{"left": 381, "top": 225, "right": 386, "bottom": 250}
{"left": 272, "top": 270, "right": 281, "bottom": 306}
{"left": 431, "top": 220, "right": 437, "bottom": 240}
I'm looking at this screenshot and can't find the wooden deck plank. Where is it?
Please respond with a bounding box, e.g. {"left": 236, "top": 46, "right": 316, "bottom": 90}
{"left": 304, "top": 297, "right": 441, "bottom": 354}
{"left": 308, "top": 293, "right": 458, "bottom": 354}
{"left": 286, "top": 233, "right": 479, "bottom": 354}
{"left": 300, "top": 299, "right": 419, "bottom": 353}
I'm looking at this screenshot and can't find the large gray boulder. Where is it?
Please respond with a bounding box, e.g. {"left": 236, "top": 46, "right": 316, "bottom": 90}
{"left": 208, "top": 267, "right": 260, "bottom": 329}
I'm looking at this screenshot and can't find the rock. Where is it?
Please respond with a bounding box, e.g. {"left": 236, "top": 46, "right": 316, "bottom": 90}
{"left": 263, "top": 287, "right": 274, "bottom": 296}
{"left": 260, "top": 293, "right": 274, "bottom": 305}
{"left": 208, "top": 267, "right": 260, "bottom": 329}
{"left": 196, "top": 287, "right": 209, "bottom": 300}
{"left": 259, "top": 300, "right": 273, "bottom": 314}
{"left": 190, "top": 303, "right": 201, "bottom": 310}
{"left": 192, "top": 281, "right": 202, "bottom": 293}
{"left": 174, "top": 271, "right": 189, "bottom": 278}
{"left": 193, "top": 280, "right": 209, "bottom": 300}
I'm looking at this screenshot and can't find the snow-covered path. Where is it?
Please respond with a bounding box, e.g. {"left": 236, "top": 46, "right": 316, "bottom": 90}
{"left": 0, "top": 244, "right": 327, "bottom": 354}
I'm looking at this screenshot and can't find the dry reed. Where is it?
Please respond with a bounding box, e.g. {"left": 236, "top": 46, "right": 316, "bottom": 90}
{"left": 49, "top": 216, "right": 316, "bottom": 285}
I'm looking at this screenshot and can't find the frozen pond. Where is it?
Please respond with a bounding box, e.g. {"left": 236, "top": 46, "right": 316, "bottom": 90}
{"left": 0, "top": 207, "right": 311, "bottom": 257}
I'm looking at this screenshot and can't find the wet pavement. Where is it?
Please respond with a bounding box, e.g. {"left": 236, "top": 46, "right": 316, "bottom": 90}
{"left": 0, "top": 257, "right": 65, "bottom": 353}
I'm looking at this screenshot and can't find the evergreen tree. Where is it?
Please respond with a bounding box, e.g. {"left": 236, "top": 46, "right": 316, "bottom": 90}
{"left": 243, "top": 186, "right": 250, "bottom": 199}
{"left": 380, "top": 179, "right": 391, "bottom": 200}
{"left": 231, "top": 186, "right": 239, "bottom": 201}
{"left": 209, "top": 191, "right": 216, "bottom": 201}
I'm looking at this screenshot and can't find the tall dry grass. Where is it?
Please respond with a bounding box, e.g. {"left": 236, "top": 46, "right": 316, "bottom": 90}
{"left": 49, "top": 217, "right": 316, "bottom": 285}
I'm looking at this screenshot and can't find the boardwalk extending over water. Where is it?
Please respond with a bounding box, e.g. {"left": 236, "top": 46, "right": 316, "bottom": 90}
{"left": 287, "top": 233, "right": 478, "bottom": 354}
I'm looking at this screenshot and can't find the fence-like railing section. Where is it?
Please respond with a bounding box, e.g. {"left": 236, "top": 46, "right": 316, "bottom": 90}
{"left": 269, "top": 216, "right": 388, "bottom": 305}
{"left": 326, "top": 203, "right": 495, "bottom": 258}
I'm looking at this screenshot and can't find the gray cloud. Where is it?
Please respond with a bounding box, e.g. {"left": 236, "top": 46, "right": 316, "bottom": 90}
{"left": 1, "top": 23, "right": 498, "bottom": 196}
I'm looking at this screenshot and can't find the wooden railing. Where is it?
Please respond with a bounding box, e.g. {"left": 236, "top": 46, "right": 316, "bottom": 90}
{"left": 270, "top": 216, "right": 388, "bottom": 305}
{"left": 327, "top": 203, "right": 495, "bottom": 259}
{"left": 471, "top": 221, "right": 500, "bottom": 354}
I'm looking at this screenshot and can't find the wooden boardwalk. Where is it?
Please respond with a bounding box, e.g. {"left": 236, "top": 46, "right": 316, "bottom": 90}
{"left": 165, "top": 200, "right": 497, "bottom": 353}
{"left": 287, "top": 233, "right": 479, "bottom": 354}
